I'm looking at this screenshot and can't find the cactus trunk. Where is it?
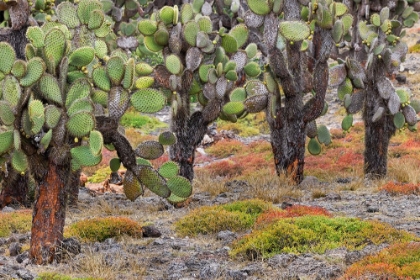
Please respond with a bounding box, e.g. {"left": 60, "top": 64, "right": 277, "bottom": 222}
{"left": 30, "top": 160, "right": 69, "bottom": 264}
{"left": 67, "top": 170, "right": 81, "bottom": 207}
{"left": 0, "top": 165, "right": 29, "bottom": 208}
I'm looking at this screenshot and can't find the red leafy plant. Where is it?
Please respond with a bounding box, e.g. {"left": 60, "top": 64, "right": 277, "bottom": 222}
{"left": 379, "top": 181, "right": 420, "bottom": 196}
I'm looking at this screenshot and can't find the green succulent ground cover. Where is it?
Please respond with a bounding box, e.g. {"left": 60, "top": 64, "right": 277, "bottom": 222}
{"left": 120, "top": 110, "right": 167, "bottom": 133}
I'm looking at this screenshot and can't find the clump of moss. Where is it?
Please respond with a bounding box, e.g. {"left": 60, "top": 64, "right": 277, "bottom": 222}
{"left": 230, "top": 215, "right": 418, "bottom": 260}
{"left": 65, "top": 216, "right": 143, "bottom": 242}
{"left": 0, "top": 210, "right": 32, "bottom": 237}
{"left": 409, "top": 44, "right": 420, "bottom": 53}
{"left": 343, "top": 242, "right": 420, "bottom": 279}
{"left": 36, "top": 272, "right": 101, "bottom": 280}
{"left": 87, "top": 166, "right": 112, "bottom": 183}
{"left": 174, "top": 199, "right": 272, "bottom": 237}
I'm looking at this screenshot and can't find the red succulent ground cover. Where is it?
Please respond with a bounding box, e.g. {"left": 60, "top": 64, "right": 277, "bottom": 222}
{"left": 379, "top": 181, "right": 420, "bottom": 195}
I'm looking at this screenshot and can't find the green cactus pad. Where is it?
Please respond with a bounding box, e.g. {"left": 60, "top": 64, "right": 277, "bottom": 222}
{"left": 106, "top": 56, "right": 126, "bottom": 86}
{"left": 167, "top": 175, "right": 192, "bottom": 198}
{"left": 89, "top": 130, "right": 103, "bottom": 155}
{"left": 68, "top": 47, "right": 95, "bottom": 68}
{"left": 136, "top": 165, "right": 170, "bottom": 198}
{"left": 158, "top": 161, "right": 179, "bottom": 179}
{"left": 0, "top": 42, "right": 16, "bottom": 75}
{"left": 3, "top": 76, "right": 21, "bottom": 109}
{"left": 131, "top": 88, "right": 166, "bottom": 114}
{"left": 244, "top": 62, "right": 261, "bottom": 77}
{"left": 165, "top": 54, "right": 183, "bottom": 75}
{"left": 40, "top": 129, "right": 52, "bottom": 151}
{"left": 229, "top": 88, "right": 247, "bottom": 102}
{"left": 94, "top": 21, "right": 112, "bottom": 38}
{"left": 158, "top": 131, "right": 176, "bottom": 146}
{"left": 221, "top": 34, "right": 238, "bottom": 53}
{"left": 279, "top": 21, "right": 310, "bottom": 42}
{"left": 159, "top": 6, "right": 175, "bottom": 25}
{"left": 136, "top": 157, "right": 152, "bottom": 166}
{"left": 225, "top": 71, "right": 238, "bottom": 81}
{"left": 264, "top": 72, "right": 277, "bottom": 94}
{"left": 138, "top": 20, "right": 158, "bottom": 36}
{"left": 25, "top": 45, "right": 36, "bottom": 61}
{"left": 316, "top": 125, "right": 331, "bottom": 145}
{"left": 334, "top": 2, "right": 348, "bottom": 16}
{"left": 77, "top": 0, "right": 103, "bottom": 25}
{"left": 44, "top": 28, "right": 66, "bottom": 74}
{"left": 342, "top": 114, "right": 353, "bottom": 131}
{"left": 70, "top": 145, "right": 102, "bottom": 167}
{"left": 144, "top": 36, "right": 164, "bottom": 52}
{"left": 198, "top": 16, "right": 212, "bottom": 33}
{"left": 246, "top": 80, "right": 268, "bottom": 96}
{"left": 65, "top": 78, "right": 91, "bottom": 108}
{"left": 181, "top": 3, "right": 194, "bottom": 23}
{"left": 329, "top": 64, "right": 347, "bottom": 87}
{"left": 222, "top": 102, "right": 246, "bottom": 116}
{"left": 67, "top": 98, "right": 94, "bottom": 117}
{"left": 123, "top": 170, "right": 143, "bottom": 201}
{"left": 316, "top": 5, "right": 333, "bottom": 29}
{"left": 135, "top": 140, "right": 164, "bottom": 160}
{"left": 337, "top": 78, "right": 353, "bottom": 100}
{"left": 110, "top": 157, "right": 121, "bottom": 172}
{"left": 199, "top": 64, "right": 214, "bottom": 83}
{"left": 56, "top": 1, "right": 80, "bottom": 28}
{"left": 108, "top": 87, "right": 130, "bottom": 119}
{"left": 245, "top": 43, "right": 258, "bottom": 59}
{"left": 247, "top": 0, "right": 271, "bottom": 15}
{"left": 66, "top": 112, "right": 95, "bottom": 138}
{"left": 11, "top": 150, "right": 28, "bottom": 173}
{"left": 11, "top": 60, "right": 27, "bottom": 79}
{"left": 135, "top": 63, "right": 154, "bottom": 76}
{"left": 341, "top": 14, "right": 353, "bottom": 33}
{"left": 0, "top": 101, "right": 15, "bottom": 126}
{"left": 88, "top": 9, "right": 105, "bottom": 30}
{"left": 26, "top": 27, "right": 45, "bottom": 48}
{"left": 39, "top": 74, "right": 63, "bottom": 105}
{"left": 135, "top": 77, "right": 155, "bottom": 89}
{"left": 154, "top": 27, "right": 170, "bottom": 46}
{"left": 166, "top": 193, "right": 188, "bottom": 204}
{"left": 308, "top": 137, "right": 322, "bottom": 155}
{"left": 0, "top": 130, "right": 13, "bottom": 155}
{"left": 92, "top": 66, "right": 111, "bottom": 91}
{"left": 183, "top": 21, "right": 199, "bottom": 47}
{"left": 396, "top": 88, "right": 410, "bottom": 105}
{"left": 393, "top": 112, "right": 405, "bottom": 129}
{"left": 91, "top": 89, "right": 108, "bottom": 106}
{"left": 94, "top": 40, "right": 108, "bottom": 59}
{"left": 244, "top": 94, "right": 268, "bottom": 113}
{"left": 229, "top": 24, "right": 249, "bottom": 49}
{"left": 67, "top": 71, "right": 85, "bottom": 84}
{"left": 44, "top": 105, "right": 62, "bottom": 129}
{"left": 332, "top": 20, "right": 344, "bottom": 43}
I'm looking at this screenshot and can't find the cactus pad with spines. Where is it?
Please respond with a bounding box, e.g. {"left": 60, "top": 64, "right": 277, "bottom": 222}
{"left": 138, "top": 20, "right": 158, "bottom": 36}
{"left": 11, "top": 150, "right": 28, "bottom": 173}
{"left": 181, "top": 3, "right": 194, "bottom": 23}
{"left": 122, "top": 58, "right": 135, "bottom": 90}
{"left": 110, "top": 157, "right": 121, "bottom": 172}
{"left": 158, "top": 161, "right": 179, "bottom": 179}
{"left": 183, "top": 21, "right": 199, "bottom": 47}
{"left": 247, "top": 0, "right": 271, "bottom": 15}
{"left": 43, "top": 29, "right": 66, "bottom": 74}
{"left": 388, "top": 92, "right": 401, "bottom": 115}
{"left": 106, "top": 56, "right": 126, "bottom": 86}
{"left": 221, "top": 34, "right": 238, "bottom": 53}
{"left": 77, "top": 0, "right": 103, "bottom": 25}
{"left": 66, "top": 78, "right": 91, "bottom": 108}
{"left": 244, "top": 95, "right": 268, "bottom": 113}
{"left": 158, "top": 131, "right": 176, "bottom": 146}
{"left": 11, "top": 61, "right": 27, "bottom": 79}
{"left": 230, "top": 88, "right": 247, "bottom": 102}
{"left": 135, "top": 141, "right": 164, "bottom": 160}
{"left": 144, "top": 36, "right": 164, "bottom": 52}
{"left": 342, "top": 114, "right": 353, "bottom": 131}
{"left": 66, "top": 112, "right": 95, "bottom": 138}
{"left": 337, "top": 78, "right": 353, "bottom": 101}
{"left": 92, "top": 66, "right": 111, "bottom": 91}
{"left": 244, "top": 62, "right": 261, "bottom": 77}
{"left": 89, "top": 130, "right": 103, "bottom": 155}
{"left": 393, "top": 112, "right": 405, "bottom": 129}
{"left": 70, "top": 145, "right": 102, "bottom": 167}
{"left": 136, "top": 165, "right": 170, "bottom": 198}
{"left": 123, "top": 170, "right": 143, "bottom": 201}
{"left": 308, "top": 137, "right": 322, "bottom": 155}
{"left": 165, "top": 54, "right": 183, "bottom": 75}
{"left": 0, "top": 101, "right": 15, "bottom": 126}
{"left": 87, "top": 9, "right": 104, "bottom": 30}
{"left": 135, "top": 63, "right": 154, "bottom": 76}
{"left": 0, "top": 42, "right": 16, "bottom": 75}
{"left": 135, "top": 77, "right": 155, "bottom": 89}
{"left": 67, "top": 98, "right": 94, "bottom": 117}
{"left": 222, "top": 102, "right": 246, "bottom": 116}
{"left": 56, "top": 1, "right": 80, "bottom": 28}
{"left": 167, "top": 175, "right": 192, "bottom": 198}
{"left": 131, "top": 88, "right": 166, "bottom": 113}
{"left": 167, "top": 193, "right": 188, "bottom": 204}
{"left": 40, "top": 129, "right": 52, "bottom": 151}
{"left": 26, "top": 27, "right": 45, "bottom": 48}
{"left": 198, "top": 16, "right": 212, "bottom": 33}
{"left": 39, "top": 74, "right": 63, "bottom": 105}
{"left": 3, "top": 76, "right": 21, "bottom": 110}
{"left": 229, "top": 24, "right": 249, "bottom": 49}
{"left": 69, "top": 47, "right": 95, "bottom": 68}
{"left": 279, "top": 21, "right": 310, "bottom": 42}
{"left": 44, "top": 105, "right": 62, "bottom": 129}
{"left": 316, "top": 125, "right": 331, "bottom": 145}
{"left": 0, "top": 130, "right": 13, "bottom": 155}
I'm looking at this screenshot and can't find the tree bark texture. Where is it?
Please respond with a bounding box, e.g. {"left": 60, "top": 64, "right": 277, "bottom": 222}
{"left": 29, "top": 160, "right": 69, "bottom": 264}
{"left": 0, "top": 164, "right": 29, "bottom": 208}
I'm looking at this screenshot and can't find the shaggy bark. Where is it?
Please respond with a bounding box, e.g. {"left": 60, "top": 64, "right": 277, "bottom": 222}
{"left": 0, "top": 165, "right": 29, "bottom": 208}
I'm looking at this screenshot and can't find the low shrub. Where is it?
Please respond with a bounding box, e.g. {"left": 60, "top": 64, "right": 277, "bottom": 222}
{"left": 120, "top": 111, "right": 167, "bottom": 132}
{"left": 205, "top": 139, "right": 245, "bottom": 158}
{"left": 65, "top": 217, "right": 143, "bottom": 242}
{"left": 230, "top": 215, "right": 418, "bottom": 260}
{"left": 379, "top": 181, "right": 420, "bottom": 196}
{"left": 0, "top": 210, "right": 32, "bottom": 237}
{"left": 174, "top": 199, "right": 272, "bottom": 237}
{"left": 342, "top": 242, "right": 420, "bottom": 279}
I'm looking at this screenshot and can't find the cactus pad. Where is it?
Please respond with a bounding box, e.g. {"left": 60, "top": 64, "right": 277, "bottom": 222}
{"left": 186, "top": 47, "right": 203, "bottom": 72}
{"left": 66, "top": 78, "right": 91, "bottom": 108}
{"left": 135, "top": 77, "right": 155, "bottom": 89}
{"left": 135, "top": 140, "right": 164, "bottom": 160}
{"left": 11, "top": 60, "right": 27, "bottom": 79}
{"left": 107, "top": 56, "right": 126, "bottom": 86}
{"left": 342, "top": 114, "right": 353, "bottom": 131}
{"left": 3, "top": 76, "right": 21, "bottom": 110}
{"left": 181, "top": 3, "right": 194, "bottom": 23}
{"left": 167, "top": 175, "right": 192, "bottom": 198}
{"left": 244, "top": 62, "right": 261, "bottom": 77}
{"left": 66, "top": 112, "right": 95, "bottom": 138}
{"left": 158, "top": 131, "right": 176, "bottom": 145}
{"left": 223, "top": 102, "right": 246, "bottom": 116}
{"left": 92, "top": 66, "right": 111, "bottom": 91}
{"left": 44, "top": 105, "right": 62, "bottom": 129}
{"left": 308, "top": 137, "right": 321, "bottom": 155}
{"left": 402, "top": 105, "right": 417, "bottom": 126}
{"left": 230, "top": 24, "right": 249, "bottom": 49}
{"left": 393, "top": 112, "right": 405, "bottom": 129}
{"left": 158, "top": 161, "right": 179, "bottom": 178}
{"left": 329, "top": 64, "right": 347, "bottom": 87}
{"left": 123, "top": 170, "right": 143, "bottom": 201}
{"left": 306, "top": 120, "right": 317, "bottom": 138}
{"left": 244, "top": 94, "right": 268, "bottom": 113}
{"left": 221, "top": 34, "right": 238, "bottom": 53}
{"left": 131, "top": 88, "right": 166, "bottom": 113}
{"left": 244, "top": 10, "right": 264, "bottom": 28}
{"left": 44, "top": 28, "right": 66, "bottom": 73}
{"left": 372, "top": 107, "right": 385, "bottom": 123}
{"left": 0, "top": 101, "right": 15, "bottom": 126}
{"left": 230, "top": 88, "right": 247, "bottom": 102}
{"left": 70, "top": 145, "right": 102, "bottom": 167}
{"left": 337, "top": 78, "right": 353, "bottom": 100}
{"left": 247, "top": 0, "right": 271, "bottom": 15}
{"left": 110, "top": 157, "right": 121, "bottom": 172}
{"left": 144, "top": 36, "right": 164, "bottom": 52}
{"left": 138, "top": 20, "right": 158, "bottom": 36}
{"left": 279, "top": 21, "right": 310, "bottom": 42}
{"left": 136, "top": 165, "right": 170, "bottom": 198}
{"left": 388, "top": 92, "right": 401, "bottom": 115}
{"left": 11, "top": 150, "right": 28, "bottom": 173}
{"left": 39, "top": 74, "right": 63, "bottom": 105}
{"left": 77, "top": 0, "right": 103, "bottom": 25}
{"left": 89, "top": 130, "right": 103, "bottom": 155}
{"left": 159, "top": 6, "right": 175, "bottom": 25}
{"left": 135, "top": 63, "right": 154, "bottom": 76}
{"left": 165, "top": 54, "right": 183, "bottom": 75}
{"left": 154, "top": 28, "right": 170, "bottom": 46}
{"left": 0, "top": 130, "right": 13, "bottom": 155}
{"left": 69, "top": 47, "right": 95, "bottom": 68}
{"left": 88, "top": 9, "right": 104, "bottom": 30}
{"left": 67, "top": 98, "right": 94, "bottom": 117}
{"left": 316, "top": 125, "right": 331, "bottom": 145}
{"left": 40, "top": 129, "right": 52, "bottom": 151}
{"left": 183, "top": 21, "right": 199, "bottom": 47}
{"left": 56, "top": 1, "right": 80, "bottom": 28}
{"left": 26, "top": 27, "right": 45, "bottom": 48}
{"left": 0, "top": 42, "right": 16, "bottom": 75}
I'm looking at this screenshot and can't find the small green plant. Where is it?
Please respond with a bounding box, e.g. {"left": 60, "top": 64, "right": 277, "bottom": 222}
{"left": 35, "top": 272, "right": 101, "bottom": 280}
{"left": 120, "top": 110, "right": 167, "bottom": 133}
{"left": 231, "top": 215, "right": 418, "bottom": 260}
{"left": 64, "top": 217, "right": 143, "bottom": 242}
{"left": 0, "top": 210, "right": 32, "bottom": 237}
{"left": 409, "top": 44, "right": 420, "bottom": 53}
{"left": 174, "top": 199, "right": 272, "bottom": 236}
{"left": 342, "top": 242, "right": 420, "bottom": 279}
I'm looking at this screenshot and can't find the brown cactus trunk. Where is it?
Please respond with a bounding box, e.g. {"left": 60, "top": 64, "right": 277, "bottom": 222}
{"left": 29, "top": 160, "right": 69, "bottom": 264}
{"left": 0, "top": 166, "right": 29, "bottom": 208}
{"left": 67, "top": 170, "right": 80, "bottom": 207}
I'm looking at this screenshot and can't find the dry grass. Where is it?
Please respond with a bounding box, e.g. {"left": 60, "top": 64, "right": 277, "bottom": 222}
{"left": 193, "top": 170, "right": 228, "bottom": 197}
{"left": 388, "top": 158, "right": 420, "bottom": 184}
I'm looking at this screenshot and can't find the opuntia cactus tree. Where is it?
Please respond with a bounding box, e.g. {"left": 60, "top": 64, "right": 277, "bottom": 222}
{"left": 135, "top": 2, "right": 256, "bottom": 181}
{"left": 334, "top": 1, "right": 420, "bottom": 178}
{"left": 236, "top": 0, "right": 352, "bottom": 184}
